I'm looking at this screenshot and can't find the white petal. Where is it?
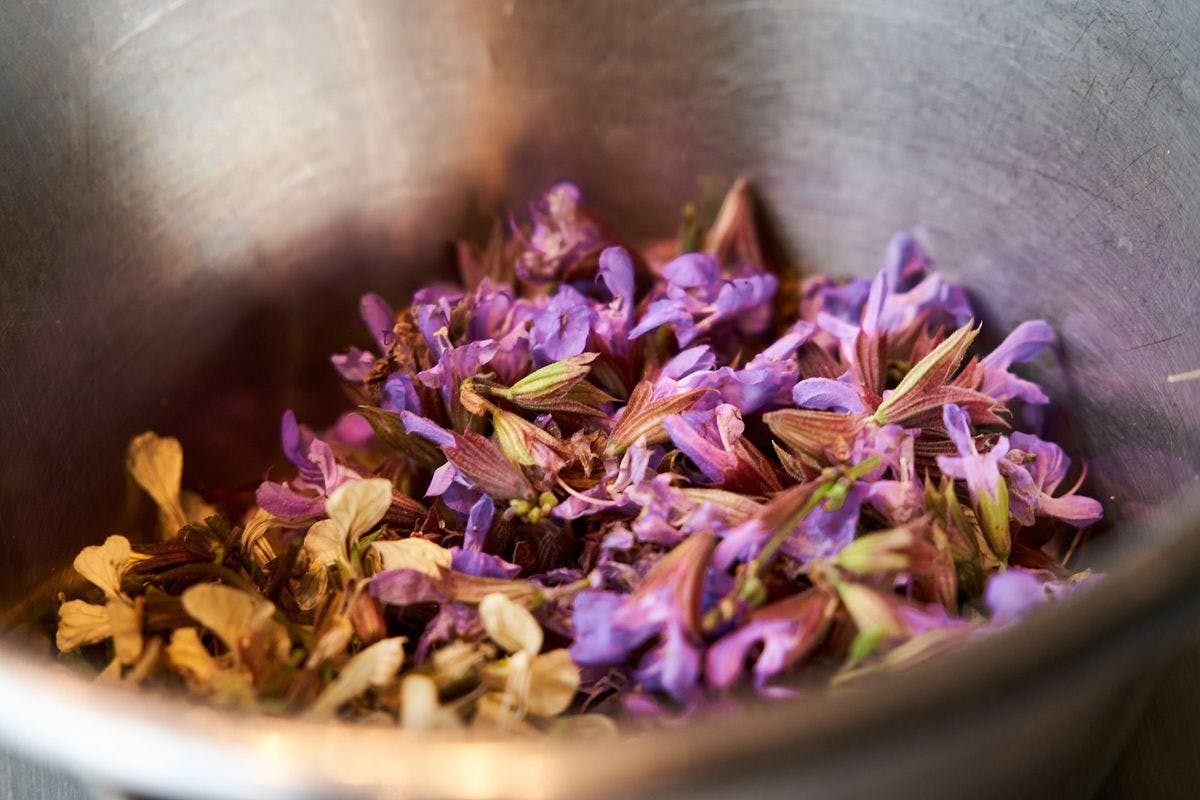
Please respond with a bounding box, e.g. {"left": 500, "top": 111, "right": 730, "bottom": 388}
{"left": 479, "top": 593, "right": 543, "bottom": 655}
{"left": 107, "top": 599, "right": 143, "bottom": 665}
{"left": 304, "top": 519, "right": 346, "bottom": 569}
{"left": 325, "top": 478, "right": 393, "bottom": 541}
{"left": 126, "top": 432, "right": 186, "bottom": 535}
{"left": 180, "top": 583, "right": 286, "bottom": 661}
{"left": 56, "top": 600, "right": 112, "bottom": 651}
{"left": 167, "top": 627, "right": 220, "bottom": 684}
{"left": 167, "top": 628, "right": 256, "bottom": 705}
{"left": 526, "top": 649, "right": 580, "bottom": 718}
{"left": 369, "top": 538, "right": 452, "bottom": 577}
{"left": 400, "top": 674, "right": 461, "bottom": 731}
{"left": 306, "top": 616, "right": 354, "bottom": 668}
{"left": 72, "top": 535, "right": 132, "bottom": 599}
{"left": 180, "top": 490, "right": 217, "bottom": 525}
{"left": 307, "top": 637, "right": 406, "bottom": 720}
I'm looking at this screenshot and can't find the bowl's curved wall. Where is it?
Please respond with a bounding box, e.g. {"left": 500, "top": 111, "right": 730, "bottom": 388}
{"left": 1, "top": 1, "right": 1198, "bottom": 797}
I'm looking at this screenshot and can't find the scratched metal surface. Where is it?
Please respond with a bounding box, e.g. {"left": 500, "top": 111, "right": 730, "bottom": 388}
{"left": 1, "top": 1, "right": 1198, "bottom": 798}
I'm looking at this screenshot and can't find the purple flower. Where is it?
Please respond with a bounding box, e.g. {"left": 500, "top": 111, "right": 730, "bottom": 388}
{"left": 936, "top": 403, "right": 1012, "bottom": 560}
{"left": 633, "top": 623, "right": 703, "bottom": 703}
{"left": 450, "top": 494, "right": 521, "bottom": 579}
{"left": 569, "top": 532, "right": 715, "bottom": 701}
{"left": 591, "top": 247, "right": 637, "bottom": 356}
{"left": 792, "top": 376, "right": 866, "bottom": 414}
{"left": 664, "top": 405, "right": 743, "bottom": 486}
{"left": 255, "top": 421, "right": 360, "bottom": 521}
{"left": 714, "top": 481, "right": 866, "bottom": 570}
{"left": 979, "top": 320, "right": 1055, "bottom": 404}
{"left": 1004, "top": 432, "right": 1103, "bottom": 527}
{"left": 381, "top": 373, "right": 421, "bottom": 414}
{"left": 629, "top": 253, "right": 778, "bottom": 346}
{"left": 780, "top": 483, "right": 867, "bottom": 563}
{"left": 530, "top": 284, "right": 595, "bottom": 363}
{"left": 330, "top": 348, "right": 376, "bottom": 382}
{"left": 871, "top": 233, "right": 972, "bottom": 333}
{"left": 985, "top": 567, "right": 1100, "bottom": 624}
{"left": 359, "top": 293, "right": 396, "bottom": 352}
{"left": 516, "top": 182, "right": 607, "bottom": 283}
{"left": 705, "top": 590, "right": 831, "bottom": 693}
{"left": 570, "top": 591, "right": 634, "bottom": 663}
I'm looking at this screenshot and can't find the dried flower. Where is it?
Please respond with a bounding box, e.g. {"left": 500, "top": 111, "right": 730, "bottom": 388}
{"left": 51, "top": 178, "right": 1103, "bottom": 728}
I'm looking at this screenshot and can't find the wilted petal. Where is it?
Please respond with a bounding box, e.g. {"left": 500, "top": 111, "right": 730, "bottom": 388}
{"left": 304, "top": 519, "right": 346, "bottom": 569}
{"left": 369, "top": 538, "right": 452, "bottom": 577}
{"left": 126, "top": 431, "right": 186, "bottom": 536}
{"left": 480, "top": 592, "right": 543, "bottom": 655}
{"left": 73, "top": 535, "right": 132, "bottom": 600}
{"left": 308, "top": 637, "right": 406, "bottom": 719}
{"left": 401, "top": 674, "right": 463, "bottom": 730}
{"left": 325, "top": 478, "right": 394, "bottom": 541}
{"left": 255, "top": 481, "right": 326, "bottom": 521}
{"left": 56, "top": 600, "right": 113, "bottom": 652}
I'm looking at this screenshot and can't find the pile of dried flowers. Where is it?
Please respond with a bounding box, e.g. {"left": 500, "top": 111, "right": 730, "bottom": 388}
{"left": 55, "top": 180, "right": 1102, "bottom": 730}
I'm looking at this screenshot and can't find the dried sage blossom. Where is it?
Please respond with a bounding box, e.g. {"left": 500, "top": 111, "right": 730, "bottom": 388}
{"left": 53, "top": 180, "right": 1103, "bottom": 726}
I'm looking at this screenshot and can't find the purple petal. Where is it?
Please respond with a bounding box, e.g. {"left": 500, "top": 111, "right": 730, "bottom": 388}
{"left": 280, "top": 410, "right": 322, "bottom": 483}
{"left": 530, "top": 284, "right": 594, "bottom": 362}
{"left": 629, "top": 297, "right": 694, "bottom": 340}
{"left": 662, "top": 253, "right": 720, "bottom": 289}
{"left": 359, "top": 292, "right": 396, "bottom": 352}
{"left": 634, "top": 624, "right": 702, "bottom": 703}
{"left": 755, "top": 320, "right": 817, "bottom": 362}
{"left": 882, "top": 233, "right": 931, "bottom": 289}
{"left": 382, "top": 373, "right": 422, "bottom": 415}
{"left": 664, "top": 414, "right": 734, "bottom": 484}
{"left": 792, "top": 377, "right": 866, "bottom": 414}
{"left": 463, "top": 494, "right": 495, "bottom": 551}
{"left": 1038, "top": 494, "right": 1103, "bottom": 527}
{"left": 450, "top": 548, "right": 521, "bottom": 579}
{"left": 400, "top": 411, "right": 455, "bottom": 448}
{"left": 569, "top": 590, "right": 636, "bottom": 664}
{"left": 984, "top": 568, "right": 1051, "bottom": 624}
{"left": 308, "top": 439, "right": 355, "bottom": 493}
{"left": 330, "top": 348, "right": 376, "bottom": 382}
{"left": 255, "top": 481, "right": 325, "bottom": 520}
{"left": 982, "top": 320, "right": 1055, "bottom": 371}
{"left": 942, "top": 403, "right": 976, "bottom": 456}
{"left": 781, "top": 483, "right": 867, "bottom": 564}
{"left": 597, "top": 246, "right": 635, "bottom": 320}
{"left": 370, "top": 569, "right": 446, "bottom": 606}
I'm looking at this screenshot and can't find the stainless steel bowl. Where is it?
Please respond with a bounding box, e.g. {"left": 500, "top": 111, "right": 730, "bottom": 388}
{"left": 2, "top": 1, "right": 1199, "bottom": 797}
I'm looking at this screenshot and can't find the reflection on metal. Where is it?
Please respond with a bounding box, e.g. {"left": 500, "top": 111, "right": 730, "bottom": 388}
{"left": 1, "top": 1, "right": 1199, "bottom": 797}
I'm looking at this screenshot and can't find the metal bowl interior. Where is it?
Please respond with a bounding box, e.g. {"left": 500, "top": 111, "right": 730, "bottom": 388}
{"left": 1, "top": 1, "right": 1199, "bottom": 798}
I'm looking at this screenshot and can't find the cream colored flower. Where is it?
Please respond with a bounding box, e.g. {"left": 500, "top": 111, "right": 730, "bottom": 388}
{"left": 478, "top": 592, "right": 543, "bottom": 655}
{"left": 179, "top": 583, "right": 289, "bottom": 666}
{"left": 126, "top": 432, "right": 187, "bottom": 537}
{"left": 474, "top": 593, "right": 579, "bottom": 728}
{"left": 166, "top": 627, "right": 256, "bottom": 706}
{"left": 399, "top": 674, "right": 462, "bottom": 731}
{"left": 307, "top": 636, "right": 406, "bottom": 720}
{"left": 368, "top": 537, "right": 452, "bottom": 577}
{"left": 57, "top": 535, "right": 144, "bottom": 664}
{"left": 301, "top": 478, "right": 394, "bottom": 575}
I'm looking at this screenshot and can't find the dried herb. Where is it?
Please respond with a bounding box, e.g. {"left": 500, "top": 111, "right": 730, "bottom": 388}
{"left": 54, "top": 180, "right": 1103, "bottom": 727}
